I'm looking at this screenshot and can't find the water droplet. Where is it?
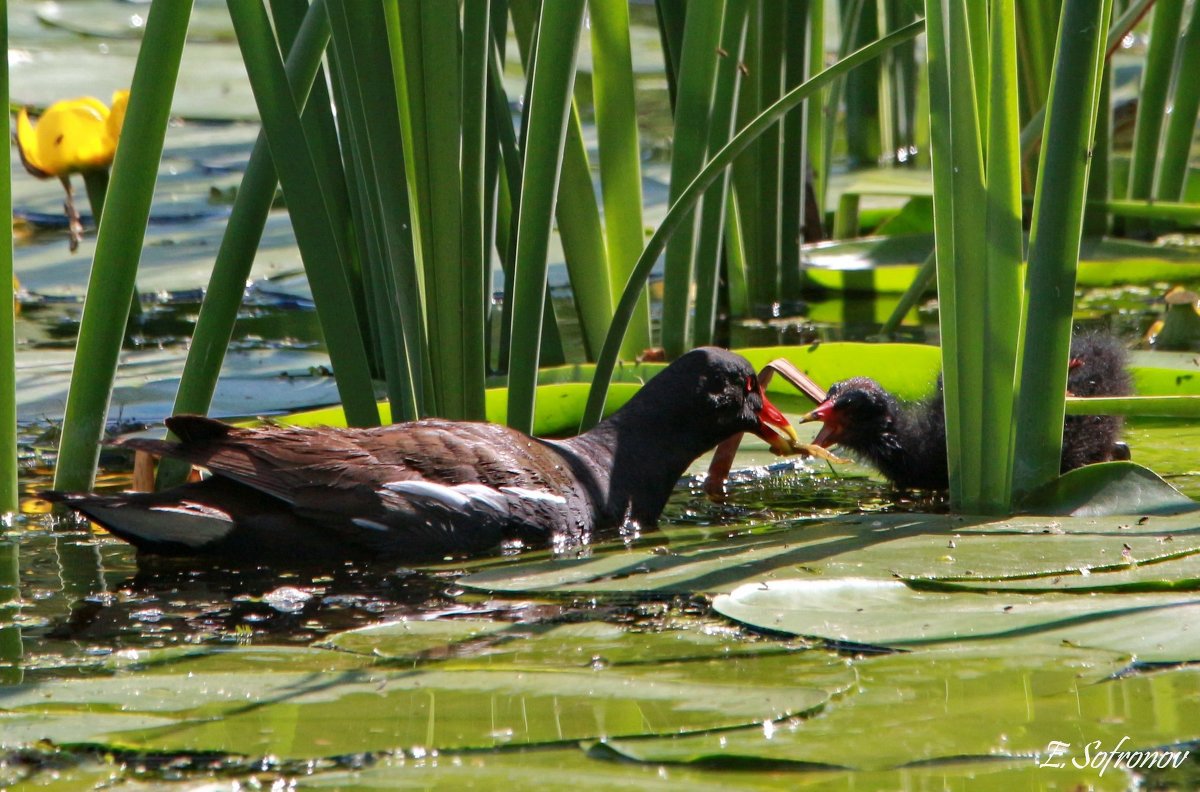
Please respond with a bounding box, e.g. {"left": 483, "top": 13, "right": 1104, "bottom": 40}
{"left": 263, "top": 586, "right": 313, "bottom": 613}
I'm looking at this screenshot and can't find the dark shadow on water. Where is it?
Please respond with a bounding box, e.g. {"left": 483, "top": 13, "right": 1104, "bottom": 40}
{"left": 30, "top": 552, "right": 527, "bottom": 657}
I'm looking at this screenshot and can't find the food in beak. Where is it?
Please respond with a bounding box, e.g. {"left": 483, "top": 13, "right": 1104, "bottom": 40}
{"left": 754, "top": 390, "right": 800, "bottom": 454}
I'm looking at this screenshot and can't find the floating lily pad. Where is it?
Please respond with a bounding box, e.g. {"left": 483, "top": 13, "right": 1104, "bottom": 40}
{"left": 601, "top": 644, "right": 1192, "bottom": 774}
{"left": 459, "top": 509, "right": 1200, "bottom": 597}
{"left": 35, "top": 0, "right": 237, "bottom": 43}
{"left": 16, "top": 348, "right": 338, "bottom": 425}
{"left": 1019, "top": 462, "right": 1196, "bottom": 516}
{"left": 297, "top": 746, "right": 1122, "bottom": 790}
{"left": 278, "top": 382, "right": 643, "bottom": 439}
{"left": 871, "top": 195, "right": 934, "bottom": 235}
{"left": 323, "top": 618, "right": 514, "bottom": 659}
{"left": 263, "top": 343, "right": 1200, "bottom": 450}
{"left": 1129, "top": 350, "right": 1200, "bottom": 396}
{"left": 802, "top": 234, "right": 1200, "bottom": 294}
{"left": 713, "top": 578, "right": 1200, "bottom": 661}
{"left": 505, "top": 343, "right": 1200, "bottom": 415}
{"left": 924, "top": 551, "right": 1200, "bottom": 593}
{"left": 0, "top": 646, "right": 853, "bottom": 758}
{"left": 324, "top": 618, "right": 799, "bottom": 668}
{"left": 21, "top": 745, "right": 1112, "bottom": 791}
{"left": 523, "top": 342, "right": 942, "bottom": 406}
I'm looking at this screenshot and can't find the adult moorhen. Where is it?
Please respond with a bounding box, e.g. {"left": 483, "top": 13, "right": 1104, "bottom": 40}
{"left": 800, "top": 334, "right": 1132, "bottom": 490}
{"left": 44, "top": 348, "right": 798, "bottom": 562}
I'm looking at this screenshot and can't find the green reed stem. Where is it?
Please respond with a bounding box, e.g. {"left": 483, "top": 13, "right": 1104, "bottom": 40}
{"left": 53, "top": 0, "right": 193, "bottom": 491}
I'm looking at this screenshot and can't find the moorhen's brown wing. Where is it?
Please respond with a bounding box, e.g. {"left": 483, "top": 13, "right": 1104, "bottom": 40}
{"left": 115, "top": 415, "right": 591, "bottom": 557}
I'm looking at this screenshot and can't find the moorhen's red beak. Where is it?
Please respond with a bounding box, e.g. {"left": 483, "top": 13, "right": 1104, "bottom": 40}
{"left": 754, "top": 389, "right": 799, "bottom": 454}
{"left": 799, "top": 399, "right": 842, "bottom": 448}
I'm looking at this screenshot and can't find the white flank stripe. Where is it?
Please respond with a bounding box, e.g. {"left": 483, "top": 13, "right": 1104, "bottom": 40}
{"left": 383, "top": 480, "right": 472, "bottom": 509}
{"left": 499, "top": 486, "right": 567, "bottom": 505}
{"left": 450, "top": 484, "right": 509, "bottom": 513}
{"left": 382, "top": 480, "right": 510, "bottom": 514}
{"left": 150, "top": 501, "right": 233, "bottom": 521}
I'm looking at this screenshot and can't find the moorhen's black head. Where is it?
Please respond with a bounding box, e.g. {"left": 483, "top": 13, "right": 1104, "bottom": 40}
{"left": 610, "top": 347, "right": 797, "bottom": 456}
{"left": 800, "top": 376, "right": 899, "bottom": 454}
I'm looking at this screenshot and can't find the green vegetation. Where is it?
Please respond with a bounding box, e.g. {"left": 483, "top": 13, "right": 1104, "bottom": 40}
{"left": 4, "top": 1, "right": 1200, "bottom": 786}
{"left": 0, "top": 0, "right": 15, "bottom": 514}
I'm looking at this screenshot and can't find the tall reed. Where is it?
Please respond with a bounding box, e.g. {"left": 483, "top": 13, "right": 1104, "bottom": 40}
{"left": 1013, "top": 0, "right": 1112, "bottom": 496}
{"left": 52, "top": 0, "right": 194, "bottom": 492}
{"left": 0, "top": 0, "right": 20, "bottom": 681}
{"left": 0, "top": 0, "right": 15, "bottom": 513}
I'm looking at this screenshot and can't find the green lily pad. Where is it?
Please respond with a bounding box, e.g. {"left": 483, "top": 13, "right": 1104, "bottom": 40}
{"left": 1019, "top": 462, "right": 1196, "bottom": 516}
{"left": 298, "top": 747, "right": 1124, "bottom": 790}
{"left": 800, "top": 235, "right": 934, "bottom": 294}
{"left": 924, "top": 551, "right": 1200, "bottom": 593}
{"left": 324, "top": 619, "right": 799, "bottom": 668}
{"left": 7, "top": 749, "right": 1119, "bottom": 792}
{"left": 322, "top": 618, "right": 514, "bottom": 659}
{"left": 16, "top": 348, "right": 339, "bottom": 425}
{"left": 713, "top": 578, "right": 1200, "bottom": 660}
{"left": 1066, "top": 395, "right": 1200, "bottom": 418}
{"left": 1129, "top": 350, "right": 1200, "bottom": 396}
{"left": 267, "top": 343, "right": 1200, "bottom": 442}
{"left": 602, "top": 644, "right": 1194, "bottom": 774}
{"left": 529, "top": 342, "right": 941, "bottom": 406}
{"left": 801, "top": 234, "right": 1200, "bottom": 294}
{"left": 459, "top": 509, "right": 1200, "bottom": 597}
{"left": 801, "top": 293, "right": 924, "bottom": 329}
{"left": 35, "top": 1, "right": 237, "bottom": 43}
{"left": 871, "top": 195, "right": 935, "bottom": 236}
{"left": 0, "top": 648, "right": 853, "bottom": 758}
{"left": 278, "top": 382, "right": 644, "bottom": 439}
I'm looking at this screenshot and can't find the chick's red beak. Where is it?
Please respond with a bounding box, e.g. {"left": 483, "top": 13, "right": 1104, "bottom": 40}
{"left": 800, "top": 399, "right": 841, "bottom": 448}
{"left": 753, "top": 389, "right": 799, "bottom": 454}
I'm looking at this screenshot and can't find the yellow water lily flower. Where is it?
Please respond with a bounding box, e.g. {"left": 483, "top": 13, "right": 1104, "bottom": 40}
{"left": 14, "top": 90, "right": 129, "bottom": 251}
{"left": 16, "top": 90, "right": 128, "bottom": 178}
{"left": 107, "top": 89, "right": 129, "bottom": 143}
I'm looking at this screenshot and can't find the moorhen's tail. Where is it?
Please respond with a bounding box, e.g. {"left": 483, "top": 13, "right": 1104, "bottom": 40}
{"left": 1063, "top": 332, "right": 1133, "bottom": 472}
{"left": 118, "top": 414, "right": 237, "bottom": 460}
{"left": 40, "top": 479, "right": 348, "bottom": 559}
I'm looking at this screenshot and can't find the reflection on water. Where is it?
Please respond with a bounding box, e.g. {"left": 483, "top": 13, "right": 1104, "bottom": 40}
{"left": 13, "top": 524, "right": 503, "bottom": 672}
